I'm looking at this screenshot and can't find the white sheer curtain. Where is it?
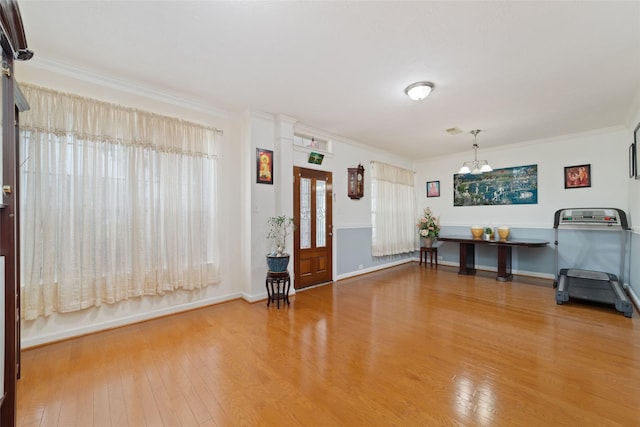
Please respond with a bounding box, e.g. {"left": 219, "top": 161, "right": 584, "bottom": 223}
{"left": 19, "top": 84, "right": 220, "bottom": 320}
{"left": 370, "top": 161, "right": 416, "bottom": 256}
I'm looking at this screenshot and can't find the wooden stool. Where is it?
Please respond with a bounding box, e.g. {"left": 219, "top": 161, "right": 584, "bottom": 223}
{"left": 265, "top": 271, "right": 291, "bottom": 308}
{"left": 420, "top": 247, "right": 438, "bottom": 266}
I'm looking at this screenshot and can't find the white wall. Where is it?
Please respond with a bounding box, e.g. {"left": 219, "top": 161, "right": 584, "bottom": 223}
{"left": 291, "top": 124, "right": 414, "bottom": 229}
{"left": 628, "top": 109, "right": 640, "bottom": 232}
{"left": 246, "top": 116, "right": 416, "bottom": 290}
{"left": 626, "top": 90, "right": 640, "bottom": 304}
{"left": 413, "top": 127, "right": 629, "bottom": 228}
{"left": 246, "top": 111, "right": 278, "bottom": 297}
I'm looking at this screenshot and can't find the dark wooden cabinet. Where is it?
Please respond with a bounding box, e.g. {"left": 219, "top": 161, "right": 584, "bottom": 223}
{"left": 0, "top": 2, "right": 32, "bottom": 425}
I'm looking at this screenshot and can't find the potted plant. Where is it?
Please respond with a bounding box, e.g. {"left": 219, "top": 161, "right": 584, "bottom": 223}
{"left": 416, "top": 207, "right": 440, "bottom": 248}
{"left": 266, "top": 215, "right": 295, "bottom": 271}
{"left": 484, "top": 226, "right": 494, "bottom": 240}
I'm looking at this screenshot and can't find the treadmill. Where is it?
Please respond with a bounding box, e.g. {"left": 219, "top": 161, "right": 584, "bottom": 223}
{"left": 553, "top": 208, "right": 633, "bottom": 318}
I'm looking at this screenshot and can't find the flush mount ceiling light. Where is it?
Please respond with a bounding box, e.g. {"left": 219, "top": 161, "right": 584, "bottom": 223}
{"left": 404, "top": 81, "right": 434, "bottom": 101}
{"left": 458, "top": 129, "right": 493, "bottom": 175}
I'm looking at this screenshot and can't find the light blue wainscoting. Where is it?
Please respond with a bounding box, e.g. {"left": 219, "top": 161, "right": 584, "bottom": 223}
{"left": 336, "top": 225, "right": 633, "bottom": 284}
{"left": 629, "top": 231, "right": 640, "bottom": 298}
{"left": 336, "top": 227, "right": 415, "bottom": 277}
{"left": 439, "top": 225, "right": 633, "bottom": 280}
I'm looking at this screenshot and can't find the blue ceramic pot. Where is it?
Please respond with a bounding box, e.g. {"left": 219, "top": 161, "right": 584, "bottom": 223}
{"left": 266, "top": 255, "right": 290, "bottom": 272}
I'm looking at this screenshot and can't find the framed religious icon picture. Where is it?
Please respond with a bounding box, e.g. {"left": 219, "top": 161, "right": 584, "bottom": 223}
{"left": 256, "top": 148, "right": 274, "bottom": 184}
{"left": 427, "top": 180, "right": 440, "bottom": 197}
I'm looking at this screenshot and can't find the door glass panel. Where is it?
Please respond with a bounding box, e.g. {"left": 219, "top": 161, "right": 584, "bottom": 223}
{"left": 300, "top": 177, "right": 311, "bottom": 249}
{"left": 316, "top": 180, "right": 326, "bottom": 248}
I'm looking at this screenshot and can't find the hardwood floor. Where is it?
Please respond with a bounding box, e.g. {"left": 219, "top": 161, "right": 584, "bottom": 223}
{"left": 17, "top": 263, "right": 640, "bottom": 426}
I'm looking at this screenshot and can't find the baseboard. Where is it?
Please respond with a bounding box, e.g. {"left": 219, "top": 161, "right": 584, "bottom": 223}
{"left": 337, "top": 258, "right": 555, "bottom": 282}
{"left": 335, "top": 258, "right": 414, "bottom": 281}
{"left": 241, "top": 285, "right": 297, "bottom": 303}
{"left": 413, "top": 258, "right": 555, "bottom": 280}
{"left": 21, "top": 292, "right": 244, "bottom": 349}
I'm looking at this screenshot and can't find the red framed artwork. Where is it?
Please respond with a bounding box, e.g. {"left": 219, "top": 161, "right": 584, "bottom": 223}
{"left": 256, "top": 148, "right": 273, "bottom": 185}
{"left": 564, "top": 164, "right": 591, "bottom": 189}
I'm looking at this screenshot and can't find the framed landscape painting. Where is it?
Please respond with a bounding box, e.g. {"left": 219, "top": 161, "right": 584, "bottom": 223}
{"left": 453, "top": 164, "right": 537, "bottom": 206}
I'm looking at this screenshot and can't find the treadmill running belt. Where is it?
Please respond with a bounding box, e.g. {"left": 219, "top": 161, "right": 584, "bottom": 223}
{"left": 556, "top": 268, "right": 633, "bottom": 317}
{"left": 566, "top": 277, "right": 617, "bottom": 305}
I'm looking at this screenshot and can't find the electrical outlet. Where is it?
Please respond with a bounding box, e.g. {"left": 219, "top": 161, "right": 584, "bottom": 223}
{"left": 358, "top": 264, "right": 363, "bottom": 270}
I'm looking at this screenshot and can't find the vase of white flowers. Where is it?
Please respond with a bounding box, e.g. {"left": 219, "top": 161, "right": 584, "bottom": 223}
{"left": 417, "top": 207, "right": 440, "bottom": 248}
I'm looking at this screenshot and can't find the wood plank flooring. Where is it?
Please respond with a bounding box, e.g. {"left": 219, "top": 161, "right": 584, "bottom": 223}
{"left": 16, "top": 263, "right": 640, "bottom": 426}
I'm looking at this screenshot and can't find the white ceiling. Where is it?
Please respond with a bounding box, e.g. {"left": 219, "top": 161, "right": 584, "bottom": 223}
{"left": 16, "top": 1, "right": 640, "bottom": 159}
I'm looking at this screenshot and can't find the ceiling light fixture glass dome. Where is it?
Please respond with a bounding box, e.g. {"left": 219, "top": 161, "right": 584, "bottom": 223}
{"left": 404, "top": 81, "right": 434, "bottom": 101}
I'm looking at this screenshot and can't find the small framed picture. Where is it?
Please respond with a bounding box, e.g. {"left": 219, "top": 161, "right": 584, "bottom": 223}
{"left": 426, "top": 180, "right": 440, "bottom": 197}
{"left": 308, "top": 152, "right": 324, "bottom": 165}
{"left": 564, "top": 164, "right": 591, "bottom": 189}
{"left": 256, "top": 148, "right": 273, "bottom": 185}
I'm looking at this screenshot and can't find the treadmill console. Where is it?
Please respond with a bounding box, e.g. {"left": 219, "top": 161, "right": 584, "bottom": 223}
{"left": 558, "top": 209, "right": 620, "bottom": 226}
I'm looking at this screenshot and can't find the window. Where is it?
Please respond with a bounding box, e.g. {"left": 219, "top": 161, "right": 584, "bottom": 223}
{"left": 370, "top": 161, "right": 416, "bottom": 256}
{"left": 19, "top": 84, "right": 220, "bottom": 319}
{"left": 293, "top": 133, "right": 329, "bottom": 152}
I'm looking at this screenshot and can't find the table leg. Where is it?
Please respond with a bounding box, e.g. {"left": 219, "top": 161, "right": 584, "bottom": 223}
{"left": 285, "top": 276, "right": 291, "bottom": 305}
{"left": 265, "top": 278, "right": 271, "bottom": 306}
{"left": 497, "top": 246, "right": 513, "bottom": 281}
{"left": 458, "top": 243, "right": 476, "bottom": 275}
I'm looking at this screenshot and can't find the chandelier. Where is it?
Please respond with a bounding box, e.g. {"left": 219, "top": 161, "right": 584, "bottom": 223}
{"left": 458, "top": 130, "right": 493, "bottom": 175}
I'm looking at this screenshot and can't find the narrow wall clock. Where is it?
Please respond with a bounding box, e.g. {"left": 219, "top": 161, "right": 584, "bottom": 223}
{"left": 347, "top": 163, "right": 365, "bottom": 199}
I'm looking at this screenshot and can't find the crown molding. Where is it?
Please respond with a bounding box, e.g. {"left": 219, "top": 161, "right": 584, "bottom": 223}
{"left": 275, "top": 114, "right": 297, "bottom": 125}
{"left": 24, "top": 55, "right": 234, "bottom": 119}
